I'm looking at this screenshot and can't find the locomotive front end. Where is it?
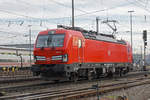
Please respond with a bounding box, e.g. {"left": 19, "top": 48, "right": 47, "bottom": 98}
{"left": 31, "top": 29, "right": 69, "bottom": 80}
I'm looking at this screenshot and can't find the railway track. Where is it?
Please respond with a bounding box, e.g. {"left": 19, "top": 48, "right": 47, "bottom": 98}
{"left": 0, "top": 75, "right": 150, "bottom": 100}
{"left": 0, "top": 76, "right": 41, "bottom": 89}
{"left": 0, "top": 71, "right": 148, "bottom": 94}
{"left": 0, "top": 79, "right": 55, "bottom": 93}
{"left": 0, "top": 71, "right": 149, "bottom": 99}
{"left": 0, "top": 67, "right": 41, "bottom": 87}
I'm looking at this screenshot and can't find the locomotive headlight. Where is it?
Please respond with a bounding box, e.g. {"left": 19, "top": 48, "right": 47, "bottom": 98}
{"left": 51, "top": 55, "right": 63, "bottom": 60}
{"left": 51, "top": 54, "right": 68, "bottom": 62}
{"left": 35, "top": 56, "right": 46, "bottom": 61}
{"left": 62, "top": 54, "right": 68, "bottom": 62}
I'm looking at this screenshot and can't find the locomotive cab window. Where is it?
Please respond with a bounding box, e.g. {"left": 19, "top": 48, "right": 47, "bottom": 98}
{"left": 78, "top": 39, "right": 82, "bottom": 48}
{"left": 36, "top": 34, "right": 65, "bottom": 48}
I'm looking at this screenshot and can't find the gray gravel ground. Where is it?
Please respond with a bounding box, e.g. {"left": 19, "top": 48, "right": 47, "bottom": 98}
{"left": 80, "top": 84, "right": 150, "bottom": 100}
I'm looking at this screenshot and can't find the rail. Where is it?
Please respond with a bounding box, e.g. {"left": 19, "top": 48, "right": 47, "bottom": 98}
{"left": 0, "top": 75, "right": 150, "bottom": 100}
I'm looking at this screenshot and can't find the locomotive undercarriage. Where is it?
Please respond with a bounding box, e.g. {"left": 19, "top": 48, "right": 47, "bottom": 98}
{"left": 31, "top": 63, "right": 130, "bottom": 81}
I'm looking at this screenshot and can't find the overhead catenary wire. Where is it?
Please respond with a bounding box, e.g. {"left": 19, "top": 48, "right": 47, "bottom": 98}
{"left": 136, "top": 0, "right": 149, "bottom": 8}
{"left": 126, "top": 0, "right": 150, "bottom": 14}
{"left": 0, "top": 0, "right": 149, "bottom": 22}
{"left": 0, "top": 0, "right": 149, "bottom": 31}
{"left": 0, "top": 9, "right": 39, "bottom": 19}
{"left": 0, "top": 0, "right": 141, "bottom": 21}
{"left": 50, "top": 0, "right": 88, "bottom": 13}
{"left": 0, "top": 30, "right": 25, "bottom": 35}
{"left": 0, "top": 0, "right": 149, "bottom": 47}
{"left": 0, "top": 0, "right": 150, "bottom": 31}
{"left": 0, "top": 0, "right": 143, "bottom": 33}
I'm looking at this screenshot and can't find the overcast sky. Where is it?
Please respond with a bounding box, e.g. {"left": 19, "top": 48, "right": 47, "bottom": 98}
{"left": 0, "top": 0, "right": 149, "bottom": 54}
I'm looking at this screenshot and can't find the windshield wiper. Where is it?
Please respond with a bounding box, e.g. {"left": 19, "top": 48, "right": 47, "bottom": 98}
{"left": 51, "top": 43, "right": 55, "bottom": 50}
{"left": 40, "top": 46, "right": 44, "bottom": 50}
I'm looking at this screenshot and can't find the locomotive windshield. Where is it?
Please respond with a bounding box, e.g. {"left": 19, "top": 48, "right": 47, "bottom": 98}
{"left": 36, "top": 34, "right": 65, "bottom": 48}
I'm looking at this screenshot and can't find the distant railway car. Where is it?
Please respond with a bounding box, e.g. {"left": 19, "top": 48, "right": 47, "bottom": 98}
{"left": 0, "top": 54, "right": 31, "bottom": 67}
{"left": 31, "top": 25, "right": 133, "bottom": 81}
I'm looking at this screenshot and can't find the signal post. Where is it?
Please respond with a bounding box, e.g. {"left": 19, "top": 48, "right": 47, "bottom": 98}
{"left": 143, "top": 30, "right": 147, "bottom": 71}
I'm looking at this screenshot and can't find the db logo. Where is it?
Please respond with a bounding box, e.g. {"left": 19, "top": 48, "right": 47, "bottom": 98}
{"left": 108, "top": 50, "right": 111, "bottom": 56}
{"left": 46, "top": 58, "right": 50, "bottom": 61}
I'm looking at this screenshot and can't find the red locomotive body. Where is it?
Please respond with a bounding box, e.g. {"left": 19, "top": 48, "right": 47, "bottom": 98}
{"left": 31, "top": 25, "right": 132, "bottom": 81}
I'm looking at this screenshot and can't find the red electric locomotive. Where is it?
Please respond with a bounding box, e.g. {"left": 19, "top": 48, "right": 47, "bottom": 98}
{"left": 31, "top": 25, "right": 133, "bottom": 81}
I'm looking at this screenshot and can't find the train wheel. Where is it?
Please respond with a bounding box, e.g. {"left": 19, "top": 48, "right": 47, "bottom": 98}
{"left": 33, "top": 72, "right": 40, "bottom": 76}
{"left": 88, "top": 71, "right": 94, "bottom": 81}
{"left": 119, "top": 69, "right": 122, "bottom": 77}
{"left": 71, "top": 72, "right": 78, "bottom": 82}
{"left": 107, "top": 71, "right": 113, "bottom": 78}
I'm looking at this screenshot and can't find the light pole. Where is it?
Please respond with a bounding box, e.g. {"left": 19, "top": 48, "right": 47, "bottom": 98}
{"left": 141, "top": 46, "right": 143, "bottom": 67}
{"left": 128, "top": 11, "right": 134, "bottom": 56}
{"left": 96, "top": 17, "right": 101, "bottom": 35}
{"left": 18, "top": 54, "right": 23, "bottom": 68}
{"left": 28, "top": 25, "right": 32, "bottom": 67}
{"left": 143, "top": 30, "right": 147, "bottom": 70}
{"left": 72, "top": 0, "right": 74, "bottom": 28}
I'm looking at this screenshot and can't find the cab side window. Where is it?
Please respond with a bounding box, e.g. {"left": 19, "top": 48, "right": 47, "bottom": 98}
{"left": 78, "top": 39, "right": 82, "bottom": 48}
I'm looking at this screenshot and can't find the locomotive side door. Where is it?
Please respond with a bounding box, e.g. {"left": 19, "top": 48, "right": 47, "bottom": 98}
{"left": 78, "top": 39, "right": 84, "bottom": 63}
